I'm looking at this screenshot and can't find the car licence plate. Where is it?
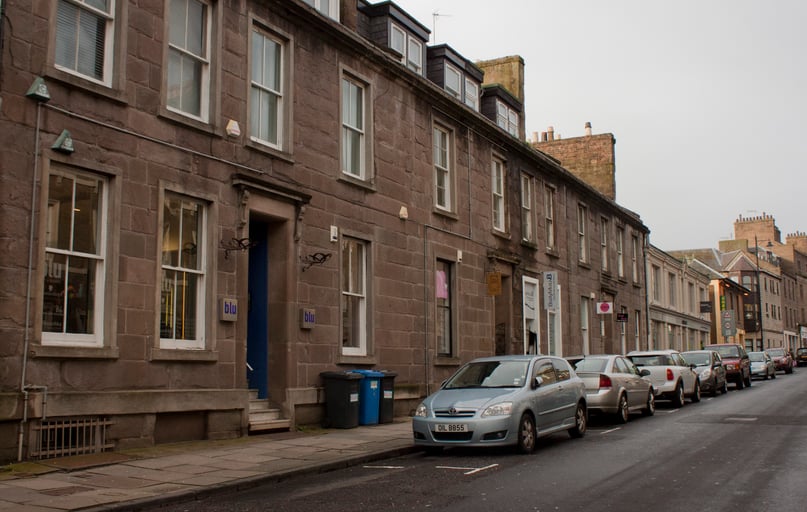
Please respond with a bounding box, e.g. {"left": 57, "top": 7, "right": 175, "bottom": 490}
{"left": 435, "top": 423, "right": 467, "bottom": 433}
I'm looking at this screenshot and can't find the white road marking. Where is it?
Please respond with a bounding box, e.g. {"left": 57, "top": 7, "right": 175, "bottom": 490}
{"left": 363, "top": 465, "right": 406, "bottom": 469}
{"left": 600, "top": 427, "right": 621, "bottom": 435}
{"left": 436, "top": 464, "right": 499, "bottom": 475}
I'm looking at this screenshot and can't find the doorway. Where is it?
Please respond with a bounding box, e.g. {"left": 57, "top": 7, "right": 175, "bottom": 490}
{"left": 247, "top": 219, "right": 269, "bottom": 399}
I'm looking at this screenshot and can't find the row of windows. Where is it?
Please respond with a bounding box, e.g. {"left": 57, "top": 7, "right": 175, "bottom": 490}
{"left": 650, "top": 264, "right": 708, "bottom": 314}
{"left": 42, "top": 167, "right": 208, "bottom": 350}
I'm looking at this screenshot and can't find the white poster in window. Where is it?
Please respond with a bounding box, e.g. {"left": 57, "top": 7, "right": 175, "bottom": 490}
{"left": 435, "top": 270, "right": 448, "bottom": 299}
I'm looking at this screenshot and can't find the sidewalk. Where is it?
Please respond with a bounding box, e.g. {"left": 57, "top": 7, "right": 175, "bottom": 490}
{"left": 0, "top": 418, "right": 417, "bottom": 512}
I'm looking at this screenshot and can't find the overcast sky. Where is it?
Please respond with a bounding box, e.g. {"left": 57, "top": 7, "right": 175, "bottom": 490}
{"left": 390, "top": 0, "right": 806, "bottom": 251}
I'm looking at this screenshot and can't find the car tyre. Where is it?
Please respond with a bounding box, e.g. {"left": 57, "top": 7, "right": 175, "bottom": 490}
{"left": 516, "top": 413, "right": 536, "bottom": 454}
{"left": 671, "top": 383, "right": 685, "bottom": 408}
{"left": 745, "top": 371, "right": 752, "bottom": 387}
{"left": 721, "top": 379, "right": 729, "bottom": 394}
{"left": 735, "top": 376, "right": 744, "bottom": 390}
{"left": 690, "top": 381, "right": 701, "bottom": 403}
{"left": 642, "top": 389, "right": 655, "bottom": 417}
{"left": 568, "top": 402, "right": 587, "bottom": 439}
{"left": 771, "top": 370, "right": 776, "bottom": 379}
{"left": 615, "top": 393, "right": 629, "bottom": 424}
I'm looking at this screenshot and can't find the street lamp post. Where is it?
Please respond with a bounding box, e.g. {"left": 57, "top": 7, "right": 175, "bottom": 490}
{"left": 754, "top": 235, "right": 764, "bottom": 352}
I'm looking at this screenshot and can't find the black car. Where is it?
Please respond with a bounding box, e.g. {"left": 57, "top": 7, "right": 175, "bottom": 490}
{"left": 796, "top": 348, "right": 807, "bottom": 367}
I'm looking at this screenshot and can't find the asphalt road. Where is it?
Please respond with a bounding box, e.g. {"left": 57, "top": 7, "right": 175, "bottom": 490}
{"left": 158, "top": 368, "right": 807, "bottom": 512}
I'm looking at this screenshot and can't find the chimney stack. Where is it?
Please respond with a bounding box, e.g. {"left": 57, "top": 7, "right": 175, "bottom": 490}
{"left": 585, "top": 122, "right": 592, "bottom": 136}
{"left": 547, "top": 126, "right": 554, "bottom": 141}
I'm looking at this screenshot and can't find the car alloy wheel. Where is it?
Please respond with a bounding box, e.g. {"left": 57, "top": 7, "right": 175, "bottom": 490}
{"left": 672, "top": 383, "right": 685, "bottom": 408}
{"left": 691, "top": 381, "right": 701, "bottom": 403}
{"left": 516, "top": 413, "right": 536, "bottom": 454}
{"left": 616, "top": 394, "right": 629, "bottom": 424}
{"left": 642, "top": 389, "right": 655, "bottom": 417}
{"left": 568, "top": 403, "right": 587, "bottom": 438}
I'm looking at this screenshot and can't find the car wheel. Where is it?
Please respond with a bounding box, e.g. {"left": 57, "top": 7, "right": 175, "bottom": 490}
{"left": 642, "top": 389, "right": 655, "bottom": 417}
{"left": 721, "top": 379, "right": 729, "bottom": 394}
{"left": 691, "top": 381, "right": 701, "bottom": 403}
{"left": 615, "top": 393, "right": 629, "bottom": 424}
{"left": 671, "top": 383, "right": 685, "bottom": 408}
{"left": 772, "top": 370, "right": 777, "bottom": 379}
{"left": 736, "top": 375, "right": 744, "bottom": 390}
{"left": 568, "top": 402, "right": 587, "bottom": 439}
{"left": 516, "top": 413, "right": 536, "bottom": 454}
{"left": 745, "top": 371, "right": 752, "bottom": 387}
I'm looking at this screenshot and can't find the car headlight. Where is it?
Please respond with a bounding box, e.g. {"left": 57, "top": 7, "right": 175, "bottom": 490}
{"left": 481, "top": 402, "right": 513, "bottom": 417}
{"left": 415, "top": 403, "right": 428, "bottom": 417}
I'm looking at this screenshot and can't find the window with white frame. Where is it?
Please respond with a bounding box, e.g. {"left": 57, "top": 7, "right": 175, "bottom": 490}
{"left": 617, "top": 227, "right": 625, "bottom": 278}
{"left": 250, "top": 27, "right": 284, "bottom": 149}
{"left": 464, "top": 78, "right": 478, "bottom": 110}
{"left": 160, "top": 195, "right": 206, "bottom": 349}
{"left": 496, "top": 99, "right": 519, "bottom": 137}
{"left": 55, "top": 0, "right": 115, "bottom": 85}
{"left": 341, "top": 75, "right": 367, "bottom": 179}
{"left": 492, "top": 157, "right": 506, "bottom": 232}
{"left": 302, "top": 0, "right": 339, "bottom": 21}
{"left": 341, "top": 237, "right": 368, "bottom": 356}
{"left": 601, "top": 217, "right": 609, "bottom": 272}
{"left": 521, "top": 174, "right": 534, "bottom": 243}
{"left": 167, "top": 0, "right": 210, "bottom": 121}
{"left": 444, "top": 64, "right": 462, "bottom": 100}
{"left": 433, "top": 124, "right": 452, "bottom": 211}
{"left": 436, "top": 259, "right": 454, "bottom": 356}
{"left": 652, "top": 265, "right": 662, "bottom": 302}
{"left": 42, "top": 170, "right": 107, "bottom": 347}
{"left": 581, "top": 296, "right": 590, "bottom": 355}
{"left": 544, "top": 184, "right": 556, "bottom": 250}
{"left": 577, "top": 204, "right": 588, "bottom": 263}
{"left": 634, "top": 310, "right": 641, "bottom": 351}
{"left": 668, "top": 272, "right": 676, "bottom": 307}
{"left": 389, "top": 24, "right": 422, "bottom": 74}
{"left": 632, "top": 236, "right": 639, "bottom": 283}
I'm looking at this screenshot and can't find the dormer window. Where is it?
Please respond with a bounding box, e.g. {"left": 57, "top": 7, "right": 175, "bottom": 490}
{"left": 303, "top": 0, "right": 339, "bottom": 21}
{"left": 496, "top": 100, "right": 519, "bottom": 137}
{"left": 445, "top": 64, "right": 462, "bottom": 100}
{"left": 390, "top": 23, "right": 423, "bottom": 74}
{"left": 426, "top": 44, "right": 483, "bottom": 112}
{"left": 464, "top": 78, "right": 479, "bottom": 110}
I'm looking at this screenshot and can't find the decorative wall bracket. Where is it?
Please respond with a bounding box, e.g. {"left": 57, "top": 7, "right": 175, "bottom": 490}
{"left": 301, "top": 252, "right": 332, "bottom": 272}
{"left": 221, "top": 237, "right": 258, "bottom": 259}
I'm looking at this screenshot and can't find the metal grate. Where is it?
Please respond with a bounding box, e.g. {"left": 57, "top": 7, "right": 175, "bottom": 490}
{"left": 31, "top": 417, "right": 114, "bottom": 459}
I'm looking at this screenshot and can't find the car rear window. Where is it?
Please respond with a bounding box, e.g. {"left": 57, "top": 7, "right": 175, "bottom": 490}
{"left": 573, "top": 358, "right": 607, "bottom": 372}
{"left": 683, "top": 352, "right": 710, "bottom": 366}
{"left": 630, "top": 355, "right": 672, "bottom": 366}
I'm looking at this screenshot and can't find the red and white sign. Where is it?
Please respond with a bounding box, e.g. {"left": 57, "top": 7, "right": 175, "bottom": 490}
{"left": 596, "top": 302, "right": 613, "bottom": 314}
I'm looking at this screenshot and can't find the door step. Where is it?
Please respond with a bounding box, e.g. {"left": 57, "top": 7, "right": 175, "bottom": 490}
{"left": 248, "top": 390, "right": 291, "bottom": 433}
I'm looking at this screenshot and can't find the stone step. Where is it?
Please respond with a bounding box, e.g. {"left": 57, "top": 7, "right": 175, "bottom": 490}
{"left": 248, "top": 417, "right": 292, "bottom": 433}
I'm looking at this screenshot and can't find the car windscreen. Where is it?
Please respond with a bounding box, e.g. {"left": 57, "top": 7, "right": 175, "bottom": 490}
{"left": 444, "top": 360, "right": 530, "bottom": 389}
{"left": 630, "top": 355, "right": 672, "bottom": 366}
{"left": 798, "top": 348, "right": 807, "bottom": 355}
{"left": 573, "top": 358, "right": 608, "bottom": 372}
{"left": 767, "top": 349, "right": 785, "bottom": 357}
{"left": 712, "top": 346, "right": 740, "bottom": 358}
{"left": 749, "top": 353, "right": 765, "bottom": 362}
{"left": 683, "top": 353, "right": 710, "bottom": 366}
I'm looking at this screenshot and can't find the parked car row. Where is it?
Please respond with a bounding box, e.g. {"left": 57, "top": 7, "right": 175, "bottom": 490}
{"left": 413, "top": 345, "right": 799, "bottom": 454}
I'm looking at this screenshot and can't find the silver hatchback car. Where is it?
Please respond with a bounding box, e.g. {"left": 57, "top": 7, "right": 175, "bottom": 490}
{"left": 412, "top": 355, "right": 587, "bottom": 454}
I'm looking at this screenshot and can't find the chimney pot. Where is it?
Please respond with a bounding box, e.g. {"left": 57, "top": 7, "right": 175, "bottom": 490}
{"left": 584, "top": 122, "right": 592, "bottom": 136}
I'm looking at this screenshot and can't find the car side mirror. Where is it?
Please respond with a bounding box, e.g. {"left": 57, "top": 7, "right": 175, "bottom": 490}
{"left": 533, "top": 376, "right": 544, "bottom": 389}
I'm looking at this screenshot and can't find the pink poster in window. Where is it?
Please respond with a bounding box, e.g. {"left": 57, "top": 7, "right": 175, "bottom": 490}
{"left": 435, "top": 270, "right": 448, "bottom": 299}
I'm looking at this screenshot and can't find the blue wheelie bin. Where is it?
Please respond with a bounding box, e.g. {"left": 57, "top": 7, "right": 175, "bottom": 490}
{"left": 350, "top": 370, "right": 384, "bottom": 425}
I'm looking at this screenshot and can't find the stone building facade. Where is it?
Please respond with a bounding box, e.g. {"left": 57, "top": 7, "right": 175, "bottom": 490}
{"left": 0, "top": 0, "right": 648, "bottom": 462}
{"left": 645, "top": 245, "right": 711, "bottom": 351}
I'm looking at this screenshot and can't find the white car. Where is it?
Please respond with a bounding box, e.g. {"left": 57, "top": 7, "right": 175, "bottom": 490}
{"left": 627, "top": 350, "right": 701, "bottom": 407}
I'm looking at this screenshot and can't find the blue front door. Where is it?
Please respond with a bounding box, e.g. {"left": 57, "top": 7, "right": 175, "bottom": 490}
{"left": 247, "top": 220, "right": 269, "bottom": 399}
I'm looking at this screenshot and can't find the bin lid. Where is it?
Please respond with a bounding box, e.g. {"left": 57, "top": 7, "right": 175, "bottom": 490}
{"left": 320, "top": 371, "right": 363, "bottom": 380}
{"left": 349, "top": 369, "right": 385, "bottom": 378}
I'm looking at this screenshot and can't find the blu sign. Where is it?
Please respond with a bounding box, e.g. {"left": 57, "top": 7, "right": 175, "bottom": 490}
{"left": 300, "top": 308, "right": 316, "bottom": 330}
{"left": 220, "top": 298, "right": 238, "bottom": 322}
